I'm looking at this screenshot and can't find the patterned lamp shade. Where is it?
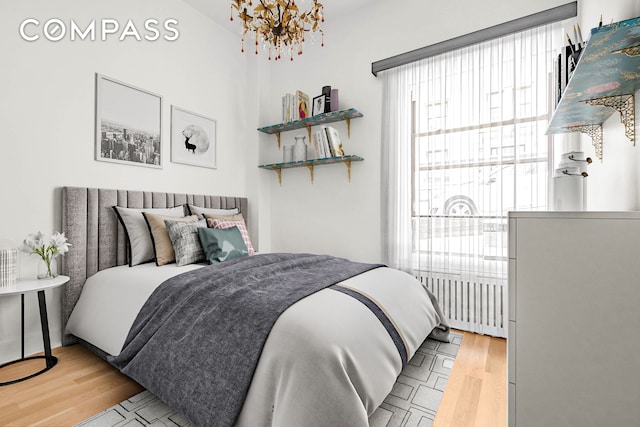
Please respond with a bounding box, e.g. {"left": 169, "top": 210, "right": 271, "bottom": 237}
{"left": 0, "top": 240, "right": 18, "bottom": 289}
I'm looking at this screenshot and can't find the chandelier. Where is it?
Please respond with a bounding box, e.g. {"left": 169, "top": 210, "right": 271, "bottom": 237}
{"left": 230, "top": 0, "right": 324, "bottom": 61}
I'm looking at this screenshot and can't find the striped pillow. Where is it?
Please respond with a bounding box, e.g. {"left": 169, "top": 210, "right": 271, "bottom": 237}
{"left": 206, "top": 218, "right": 255, "bottom": 255}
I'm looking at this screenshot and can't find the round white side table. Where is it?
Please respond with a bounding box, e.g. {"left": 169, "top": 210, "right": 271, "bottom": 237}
{"left": 0, "top": 275, "right": 69, "bottom": 386}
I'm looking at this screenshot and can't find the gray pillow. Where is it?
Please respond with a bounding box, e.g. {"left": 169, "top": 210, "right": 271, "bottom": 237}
{"left": 113, "top": 205, "right": 185, "bottom": 266}
{"left": 188, "top": 205, "right": 239, "bottom": 218}
{"left": 198, "top": 227, "right": 248, "bottom": 264}
{"left": 143, "top": 213, "right": 199, "bottom": 266}
{"left": 165, "top": 219, "right": 207, "bottom": 266}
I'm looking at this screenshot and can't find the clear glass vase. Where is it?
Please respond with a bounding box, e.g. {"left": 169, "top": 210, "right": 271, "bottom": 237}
{"left": 37, "top": 257, "right": 57, "bottom": 280}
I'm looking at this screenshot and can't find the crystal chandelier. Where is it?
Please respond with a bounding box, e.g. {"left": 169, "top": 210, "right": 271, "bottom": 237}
{"left": 230, "top": 0, "right": 324, "bottom": 61}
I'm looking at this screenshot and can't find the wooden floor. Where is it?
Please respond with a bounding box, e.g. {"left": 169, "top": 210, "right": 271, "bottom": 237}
{"left": 0, "top": 330, "right": 505, "bottom": 427}
{"left": 0, "top": 347, "right": 143, "bottom": 427}
{"left": 434, "top": 331, "right": 507, "bottom": 427}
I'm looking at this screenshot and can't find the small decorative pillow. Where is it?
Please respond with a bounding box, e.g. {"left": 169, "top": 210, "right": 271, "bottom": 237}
{"left": 203, "top": 212, "right": 245, "bottom": 222}
{"left": 188, "top": 205, "right": 239, "bottom": 218}
{"left": 206, "top": 218, "right": 255, "bottom": 255}
{"left": 198, "top": 227, "right": 248, "bottom": 264}
{"left": 113, "top": 205, "right": 186, "bottom": 266}
{"left": 143, "top": 213, "right": 199, "bottom": 266}
{"left": 165, "top": 219, "right": 208, "bottom": 266}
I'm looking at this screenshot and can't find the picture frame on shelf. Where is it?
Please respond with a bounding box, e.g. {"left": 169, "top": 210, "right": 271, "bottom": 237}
{"left": 170, "top": 106, "right": 217, "bottom": 169}
{"left": 312, "top": 95, "right": 325, "bottom": 116}
{"left": 95, "top": 74, "right": 162, "bottom": 168}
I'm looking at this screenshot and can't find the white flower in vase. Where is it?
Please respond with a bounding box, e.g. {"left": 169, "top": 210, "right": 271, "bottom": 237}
{"left": 21, "top": 231, "right": 72, "bottom": 279}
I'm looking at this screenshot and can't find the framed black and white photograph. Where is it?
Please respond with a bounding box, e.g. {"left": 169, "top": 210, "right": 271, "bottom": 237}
{"left": 171, "top": 106, "right": 216, "bottom": 169}
{"left": 312, "top": 94, "right": 325, "bottom": 116}
{"left": 95, "top": 74, "right": 162, "bottom": 168}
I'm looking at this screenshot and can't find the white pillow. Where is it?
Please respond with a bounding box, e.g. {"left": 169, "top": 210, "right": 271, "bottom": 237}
{"left": 188, "top": 204, "right": 239, "bottom": 218}
{"left": 114, "top": 205, "right": 185, "bottom": 266}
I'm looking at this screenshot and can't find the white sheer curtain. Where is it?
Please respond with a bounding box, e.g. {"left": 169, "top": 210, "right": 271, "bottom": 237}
{"left": 381, "top": 23, "right": 562, "bottom": 336}
{"left": 381, "top": 63, "right": 416, "bottom": 272}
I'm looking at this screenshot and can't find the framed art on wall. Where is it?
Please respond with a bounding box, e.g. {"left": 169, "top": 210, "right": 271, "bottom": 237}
{"left": 170, "top": 106, "right": 217, "bottom": 169}
{"left": 95, "top": 74, "right": 163, "bottom": 168}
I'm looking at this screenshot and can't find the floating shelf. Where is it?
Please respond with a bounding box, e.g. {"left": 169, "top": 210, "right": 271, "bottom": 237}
{"left": 547, "top": 16, "right": 640, "bottom": 160}
{"left": 259, "top": 155, "right": 364, "bottom": 185}
{"left": 258, "top": 108, "right": 364, "bottom": 147}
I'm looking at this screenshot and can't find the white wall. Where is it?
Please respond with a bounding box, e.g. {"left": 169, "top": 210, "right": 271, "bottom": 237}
{"left": 259, "top": 0, "right": 573, "bottom": 263}
{"left": 0, "top": 0, "right": 254, "bottom": 363}
{"left": 574, "top": 0, "right": 640, "bottom": 210}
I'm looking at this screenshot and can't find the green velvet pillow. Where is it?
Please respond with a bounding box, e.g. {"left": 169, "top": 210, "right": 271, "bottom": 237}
{"left": 197, "top": 226, "right": 249, "bottom": 264}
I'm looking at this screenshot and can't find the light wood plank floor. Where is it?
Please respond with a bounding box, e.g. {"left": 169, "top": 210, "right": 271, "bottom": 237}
{"left": 0, "top": 347, "right": 143, "bottom": 427}
{"left": 0, "top": 330, "right": 505, "bottom": 427}
{"left": 434, "top": 331, "right": 507, "bottom": 427}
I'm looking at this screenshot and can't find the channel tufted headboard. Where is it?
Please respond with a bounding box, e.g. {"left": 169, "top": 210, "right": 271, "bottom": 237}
{"left": 61, "top": 186, "right": 248, "bottom": 345}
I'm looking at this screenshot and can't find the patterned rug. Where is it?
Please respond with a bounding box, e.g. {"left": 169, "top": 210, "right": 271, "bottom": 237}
{"left": 75, "top": 333, "right": 462, "bottom": 427}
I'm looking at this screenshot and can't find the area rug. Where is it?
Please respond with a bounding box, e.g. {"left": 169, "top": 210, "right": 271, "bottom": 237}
{"left": 75, "top": 332, "right": 462, "bottom": 427}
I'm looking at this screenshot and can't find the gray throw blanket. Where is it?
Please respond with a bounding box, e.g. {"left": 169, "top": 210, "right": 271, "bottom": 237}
{"left": 109, "top": 253, "right": 383, "bottom": 427}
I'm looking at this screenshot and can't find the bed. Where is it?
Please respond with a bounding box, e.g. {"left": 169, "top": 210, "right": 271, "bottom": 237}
{"left": 61, "top": 186, "right": 449, "bottom": 427}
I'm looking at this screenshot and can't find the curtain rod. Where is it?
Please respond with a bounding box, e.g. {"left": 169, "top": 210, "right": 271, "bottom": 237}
{"left": 371, "top": 1, "right": 577, "bottom": 76}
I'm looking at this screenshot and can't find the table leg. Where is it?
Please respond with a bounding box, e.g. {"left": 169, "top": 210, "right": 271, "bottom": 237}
{"left": 37, "top": 290, "right": 54, "bottom": 368}
{"left": 21, "top": 294, "right": 24, "bottom": 359}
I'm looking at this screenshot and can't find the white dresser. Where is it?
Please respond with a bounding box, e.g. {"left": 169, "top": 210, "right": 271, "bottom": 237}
{"left": 508, "top": 211, "right": 640, "bottom": 427}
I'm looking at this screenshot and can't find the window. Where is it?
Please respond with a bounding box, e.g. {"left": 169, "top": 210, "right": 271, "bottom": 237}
{"left": 382, "top": 22, "right": 562, "bottom": 336}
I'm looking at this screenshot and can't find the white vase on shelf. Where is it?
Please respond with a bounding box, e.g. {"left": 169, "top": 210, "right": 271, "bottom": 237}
{"left": 293, "top": 136, "right": 307, "bottom": 162}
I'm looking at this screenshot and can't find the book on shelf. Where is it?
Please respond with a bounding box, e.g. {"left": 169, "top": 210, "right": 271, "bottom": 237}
{"left": 291, "top": 93, "right": 296, "bottom": 121}
{"left": 324, "top": 126, "right": 344, "bottom": 156}
{"left": 296, "top": 90, "right": 310, "bottom": 120}
{"left": 282, "top": 93, "right": 295, "bottom": 123}
{"left": 322, "top": 127, "right": 335, "bottom": 157}
{"left": 315, "top": 129, "right": 331, "bottom": 158}
{"left": 555, "top": 47, "right": 570, "bottom": 107}
{"left": 554, "top": 44, "right": 582, "bottom": 107}
{"left": 281, "top": 94, "right": 286, "bottom": 123}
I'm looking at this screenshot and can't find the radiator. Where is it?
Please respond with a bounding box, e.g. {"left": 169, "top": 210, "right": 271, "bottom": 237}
{"left": 416, "top": 272, "right": 506, "bottom": 338}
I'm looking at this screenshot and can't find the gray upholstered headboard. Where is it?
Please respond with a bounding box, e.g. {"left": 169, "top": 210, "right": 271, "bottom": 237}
{"left": 61, "top": 186, "right": 248, "bottom": 345}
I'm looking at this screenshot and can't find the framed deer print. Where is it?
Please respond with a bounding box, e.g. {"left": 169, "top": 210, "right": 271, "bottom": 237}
{"left": 170, "top": 106, "right": 217, "bottom": 169}
{"left": 95, "top": 74, "right": 163, "bottom": 168}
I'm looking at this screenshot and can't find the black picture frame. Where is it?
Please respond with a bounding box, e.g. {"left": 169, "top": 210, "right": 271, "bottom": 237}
{"left": 312, "top": 94, "right": 325, "bottom": 116}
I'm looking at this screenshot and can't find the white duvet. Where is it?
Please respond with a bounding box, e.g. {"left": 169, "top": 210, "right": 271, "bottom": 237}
{"left": 66, "top": 262, "right": 447, "bottom": 426}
